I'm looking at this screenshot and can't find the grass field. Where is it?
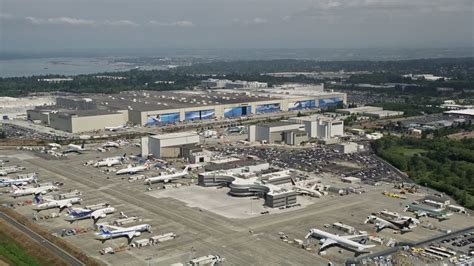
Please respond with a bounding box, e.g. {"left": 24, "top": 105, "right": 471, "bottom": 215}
{"left": 0, "top": 219, "right": 68, "bottom": 266}
{"left": 0, "top": 231, "right": 42, "bottom": 266}
{"left": 387, "top": 146, "right": 426, "bottom": 157}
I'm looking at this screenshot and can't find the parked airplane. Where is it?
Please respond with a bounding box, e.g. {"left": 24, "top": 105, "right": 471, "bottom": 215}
{"left": 404, "top": 203, "right": 451, "bottom": 220}
{"left": 116, "top": 161, "right": 150, "bottom": 175}
{"left": 47, "top": 143, "right": 62, "bottom": 149}
{"left": 0, "top": 175, "right": 37, "bottom": 187}
{"left": 65, "top": 206, "right": 115, "bottom": 223}
{"left": 94, "top": 154, "right": 126, "bottom": 167}
{"left": 144, "top": 166, "right": 189, "bottom": 185}
{"left": 11, "top": 184, "right": 57, "bottom": 198}
{"left": 63, "top": 143, "right": 86, "bottom": 154}
{"left": 102, "top": 141, "right": 120, "bottom": 148}
{"left": 0, "top": 165, "right": 26, "bottom": 176}
{"left": 95, "top": 224, "right": 151, "bottom": 243}
{"left": 364, "top": 215, "right": 415, "bottom": 233}
{"left": 305, "top": 228, "right": 375, "bottom": 253}
{"left": 105, "top": 124, "right": 128, "bottom": 131}
{"left": 34, "top": 197, "right": 82, "bottom": 212}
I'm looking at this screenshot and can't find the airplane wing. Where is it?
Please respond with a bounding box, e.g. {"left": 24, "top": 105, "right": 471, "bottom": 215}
{"left": 320, "top": 238, "right": 338, "bottom": 251}
{"left": 105, "top": 224, "right": 123, "bottom": 230}
{"left": 341, "top": 234, "right": 367, "bottom": 240}
{"left": 126, "top": 231, "right": 136, "bottom": 240}
{"left": 375, "top": 220, "right": 391, "bottom": 231}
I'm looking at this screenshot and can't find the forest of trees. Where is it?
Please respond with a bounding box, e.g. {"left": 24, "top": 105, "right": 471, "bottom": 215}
{"left": 373, "top": 136, "right": 474, "bottom": 209}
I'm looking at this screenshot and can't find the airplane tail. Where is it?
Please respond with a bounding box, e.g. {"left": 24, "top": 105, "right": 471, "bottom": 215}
{"left": 290, "top": 177, "right": 296, "bottom": 186}
{"left": 34, "top": 194, "right": 42, "bottom": 204}
{"left": 98, "top": 225, "right": 110, "bottom": 234}
{"left": 81, "top": 142, "right": 85, "bottom": 149}
{"left": 183, "top": 165, "right": 190, "bottom": 172}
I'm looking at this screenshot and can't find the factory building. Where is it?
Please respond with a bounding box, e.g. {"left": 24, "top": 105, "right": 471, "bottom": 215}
{"left": 289, "top": 115, "right": 344, "bottom": 140}
{"left": 363, "top": 110, "right": 404, "bottom": 118}
{"left": 25, "top": 89, "right": 346, "bottom": 133}
{"left": 200, "top": 78, "right": 268, "bottom": 89}
{"left": 180, "top": 145, "right": 212, "bottom": 164}
{"left": 141, "top": 132, "right": 200, "bottom": 158}
{"left": 1, "top": 96, "right": 55, "bottom": 120}
{"left": 44, "top": 110, "right": 127, "bottom": 133}
{"left": 248, "top": 122, "right": 308, "bottom": 145}
{"left": 335, "top": 142, "right": 359, "bottom": 154}
{"left": 336, "top": 106, "right": 383, "bottom": 115}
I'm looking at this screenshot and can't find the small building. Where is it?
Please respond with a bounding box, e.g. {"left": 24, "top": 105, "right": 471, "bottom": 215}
{"left": 180, "top": 145, "right": 212, "bottom": 164}
{"left": 335, "top": 142, "right": 358, "bottom": 154}
{"left": 141, "top": 132, "right": 200, "bottom": 158}
{"left": 341, "top": 176, "right": 361, "bottom": 184}
{"left": 289, "top": 115, "right": 344, "bottom": 140}
{"left": 248, "top": 122, "right": 307, "bottom": 145}
{"left": 265, "top": 189, "right": 297, "bottom": 208}
{"left": 336, "top": 106, "right": 383, "bottom": 115}
{"left": 363, "top": 110, "right": 404, "bottom": 118}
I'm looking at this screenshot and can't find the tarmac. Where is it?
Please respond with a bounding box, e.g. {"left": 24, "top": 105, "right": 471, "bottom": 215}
{"left": 1, "top": 146, "right": 473, "bottom": 265}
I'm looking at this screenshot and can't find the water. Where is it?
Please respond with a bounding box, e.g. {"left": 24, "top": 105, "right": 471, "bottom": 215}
{"left": 0, "top": 57, "right": 163, "bottom": 78}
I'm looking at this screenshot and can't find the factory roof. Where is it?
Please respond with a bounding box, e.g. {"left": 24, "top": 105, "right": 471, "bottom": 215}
{"left": 149, "top": 132, "right": 199, "bottom": 140}
{"left": 444, "top": 109, "right": 474, "bottom": 116}
{"left": 258, "top": 121, "right": 299, "bottom": 128}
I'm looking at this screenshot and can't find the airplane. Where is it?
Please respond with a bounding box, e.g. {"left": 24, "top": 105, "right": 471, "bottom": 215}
{"left": 364, "top": 215, "right": 416, "bottom": 233}
{"left": 0, "top": 165, "right": 26, "bottom": 176}
{"left": 34, "top": 197, "right": 82, "bottom": 212}
{"left": 102, "top": 141, "right": 120, "bottom": 148}
{"left": 94, "top": 154, "right": 126, "bottom": 167}
{"left": 95, "top": 224, "right": 151, "bottom": 243}
{"left": 305, "top": 228, "right": 375, "bottom": 253}
{"left": 116, "top": 161, "right": 150, "bottom": 175}
{"left": 11, "top": 184, "right": 57, "bottom": 198}
{"left": 105, "top": 123, "right": 128, "bottom": 131}
{"left": 0, "top": 175, "right": 37, "bottom": 187}
{"left": 63, "top": 143, "right": 86, "bottom": 154}
{"left": 47, "top": 143, "right": 62, "bottom": 149}
{"left": 404, "top": 203, "right": 451, "bottom": 221}
{"left": 144, "top": 166, "right": 189, "bottom": 185}
{"left": 65, "top": 206, "right": 115, "bottom": 223}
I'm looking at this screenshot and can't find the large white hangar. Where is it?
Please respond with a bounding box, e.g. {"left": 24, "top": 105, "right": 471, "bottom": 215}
{"left": 26, "top": 89, "right": 346, "bottom": 132}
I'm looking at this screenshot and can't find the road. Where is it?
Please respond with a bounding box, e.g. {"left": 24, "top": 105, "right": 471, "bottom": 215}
{"left": 0, "top": 211, "right": 85, "bottom": 266}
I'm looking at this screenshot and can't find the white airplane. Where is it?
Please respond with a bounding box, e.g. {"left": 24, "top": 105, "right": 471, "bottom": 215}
{"left": 364, "top": 215, "right": 416, "bottom": 233}
{"left": 0, "top": 166, "right": 26, "bottom": 176}
{"left": 305, "top": 228, "right": 375, "bottom": 253}
{"left": 95, "top": 224, "right": 151, "bottom": 243}
{"left": 11, "top": 184, "right": 57, "bottom": 198}
{"left": 0, "top": 175, "right": 37, "bottom": 187}
{"left": 116, "top": 161, "right": 150, "bottom": 175}
{"left": 34, "top": 197, "right": 82, "bottom": 212}
{"left": 47, "top": 143, "right": 62, "bottom": 149}
{"left": 63, "top": 143, "right": 86, "bottom": 154}
{"left": 65, "top": 206, "right": 116, "bottom": 223}
{"left": 105, "top": 124, "right": 128, "bottom": 131}
{"left": 94, "top": 154, "right": 126, "bottom": 167}
{"left": 102, "top": 141, "right": 120, "bottom": 148}
{"left": 144, "top": 166, "right": 189, "bottom": 185}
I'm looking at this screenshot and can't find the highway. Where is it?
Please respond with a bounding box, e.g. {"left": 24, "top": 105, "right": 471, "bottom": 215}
{"left": 0, "top": 211, "right": 85, "bottom": 266}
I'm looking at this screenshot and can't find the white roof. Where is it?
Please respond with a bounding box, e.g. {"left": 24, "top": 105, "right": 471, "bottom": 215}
{"left": 150, "top": 132, "right": 198, "bottom": 140}
{"left": 444, "top": 109, "right": 474, "bottom": 116}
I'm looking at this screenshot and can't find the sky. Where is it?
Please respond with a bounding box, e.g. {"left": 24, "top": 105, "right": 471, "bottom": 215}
{"left": 1, "top": 0, "right": 473, "bottom": 54}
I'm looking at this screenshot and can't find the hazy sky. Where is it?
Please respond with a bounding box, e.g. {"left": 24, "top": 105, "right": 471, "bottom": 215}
{"left": 1, "top": 0, "right": 473, "bottom": 53}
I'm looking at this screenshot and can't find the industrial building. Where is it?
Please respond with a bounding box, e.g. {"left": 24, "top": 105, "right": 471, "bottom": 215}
{"left": 336, "top": 106, "right": 403, "bottom": 118}
{"left": 200, "top": 78, "right": 268, "bottom": 89}
{"left": 289, "top": 115, "right": 344, "bottom": 140}
{"left": 335, "top": 142, "right": 359, "bottom": 154}
{"left": 248, "top": 122, "right": 308, "bottom": 145}
{"left": 141, "top": 132, "right": 200, "bottom": 158}
{"left": 25, "top": 89, "right": 346, "bottom": 133}
{"left": 198, "top": 162, "right": 297, "bottom": 208}
{"left": 1, "top": 96, "right": 55, "bottom": 120}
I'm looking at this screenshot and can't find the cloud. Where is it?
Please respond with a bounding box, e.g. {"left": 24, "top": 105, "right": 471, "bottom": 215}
{"left": 232, "top": 17, "right": 269, "bottom": 25}
{"left": 149, "top": 20, "right": 195, "bottom": 27}
{"left": 26, "top": 16, "right": 95, "bottom": 26}
{"left": 0, "top": 13, "right": 14, "bottom": 19}
{"left": 104, "top": 20, "right": 139, "bottom": 26}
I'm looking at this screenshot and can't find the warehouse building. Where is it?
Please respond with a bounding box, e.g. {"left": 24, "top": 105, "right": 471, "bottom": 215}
{"left": 336, "top": 106, "right": 383, "bottom": 115}
{"left": 49, "top": 110, "right": 127, "bottom": 133}
{"left": 25, "top": 89, "right": 346, "bottom": 133}
{"left": 289, "top": 115, "right": 344, "bottom": 140}
{"left": 141, "top": 132, "right": 200, "bottom": 158}
{"left": 248, "top": 122, "right": 308, "bottom": 145}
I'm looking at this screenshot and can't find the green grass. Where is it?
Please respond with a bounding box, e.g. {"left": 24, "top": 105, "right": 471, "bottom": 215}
{"left": 0, "top": 231, "right": 42, "bottom": 266}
